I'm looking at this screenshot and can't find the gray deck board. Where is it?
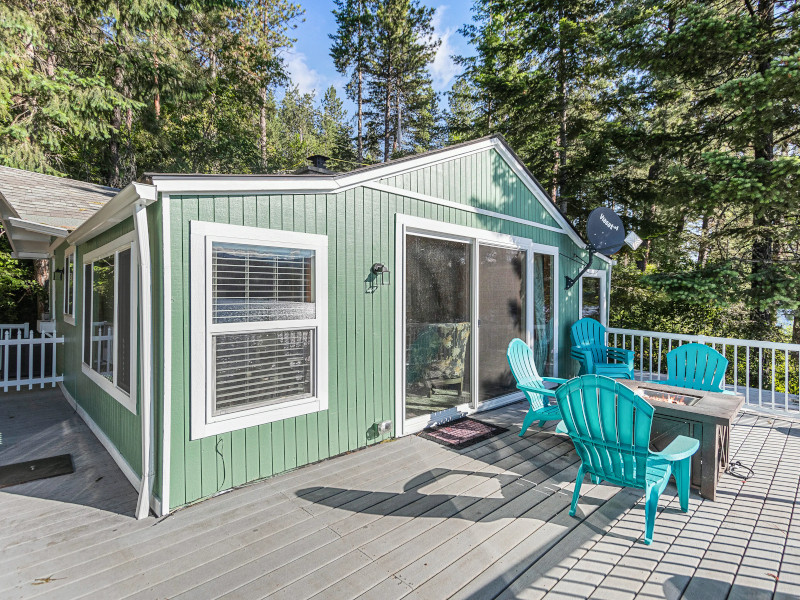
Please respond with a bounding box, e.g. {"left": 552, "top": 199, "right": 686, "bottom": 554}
{"left": 2, "top": 387, "right": 799, "bottom": 599}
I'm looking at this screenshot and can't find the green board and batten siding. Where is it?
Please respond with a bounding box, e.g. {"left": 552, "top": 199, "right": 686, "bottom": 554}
{"left": 168, "top": 147, "right": 608, "bottom": 506}
{"left": 52, "top": 203, "right": 165, "bottom": 499}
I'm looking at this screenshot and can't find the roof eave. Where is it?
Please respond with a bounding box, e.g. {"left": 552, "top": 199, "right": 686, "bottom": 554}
{"left": 66, "top": 181, "right": 157, "bottom": 246}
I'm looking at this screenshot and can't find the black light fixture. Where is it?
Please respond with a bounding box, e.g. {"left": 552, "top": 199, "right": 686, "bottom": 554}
{"left": 54, "top": 268, "right": 64, "bottom": 281}
{"left": 371, "top": 263, "right": 391, "bottom": 286}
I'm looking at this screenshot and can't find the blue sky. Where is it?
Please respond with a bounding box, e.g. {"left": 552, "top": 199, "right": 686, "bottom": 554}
{"left": 284, "top": 0, "right": 475, "bottom": 112}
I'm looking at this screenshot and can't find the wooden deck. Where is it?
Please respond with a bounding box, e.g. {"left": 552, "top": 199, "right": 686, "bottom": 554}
{"left": 1, "top": 388, "right": 799, "bottom": 599}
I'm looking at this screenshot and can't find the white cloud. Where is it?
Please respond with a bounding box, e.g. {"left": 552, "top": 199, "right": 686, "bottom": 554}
{"left": 430, "top": 5, "right": 461, "bottom": 91}
{"left": 285, "top": 51, "right": 323, "bottom": 96}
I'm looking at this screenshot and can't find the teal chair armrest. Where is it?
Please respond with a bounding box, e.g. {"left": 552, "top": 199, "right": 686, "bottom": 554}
{"left": 650, "top": 435, "right": 700, "bottom": 462}
{"left": 571, "top": 347, "right": 595, "bottom": 373}
{"left": 541, "top": 377, "right": 568, "bottom": 385}
{"left": 555, "top": 420, "right": 567, "bottom": 434}
{"left": 517, "top": 384, "right": 557, "bottom": 397}
{"left": 607, "top": 346, "right": 634, "bottom": 369}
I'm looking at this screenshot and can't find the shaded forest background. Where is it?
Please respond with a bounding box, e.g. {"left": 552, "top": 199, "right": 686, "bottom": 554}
{"left": 1, "top": 0, "right": 799, "bottom": 343}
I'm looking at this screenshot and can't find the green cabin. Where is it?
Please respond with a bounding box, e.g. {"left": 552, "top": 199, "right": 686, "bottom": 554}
{"left": 24, "top": 135, "right": 611, "bottom": 516}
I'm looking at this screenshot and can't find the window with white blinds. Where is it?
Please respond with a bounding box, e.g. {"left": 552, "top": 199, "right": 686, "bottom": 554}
{"left": 212, "top": 243, "right": 315, "bottom": 323}
{"left": 190, "top": 221, "right": 329, "bottom": 439}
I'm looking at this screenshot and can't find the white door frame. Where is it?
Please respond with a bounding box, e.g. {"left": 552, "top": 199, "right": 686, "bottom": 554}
{"left": 394, "top": 214, "right": 559, "bottom": 437}
{"left": 578, "top": 269, "right": 608, "bottom": 326}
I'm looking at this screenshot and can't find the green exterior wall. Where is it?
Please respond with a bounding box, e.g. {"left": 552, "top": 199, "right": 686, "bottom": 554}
{"left": 167, "top": 148, "right": 609, "bottom": 507}
{"left": 52, "top": 202, "right": 164, "bottom": 500}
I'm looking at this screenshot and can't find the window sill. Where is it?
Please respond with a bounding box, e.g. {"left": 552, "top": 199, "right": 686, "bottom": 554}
{"left": 191, "top": 396, "right": 325, "bottom": 440}
{"left": 63, "top": 314, "right": 75, "bottom": 326}
{"left": 81, "top": 363, "right": 137, "bottom": 415}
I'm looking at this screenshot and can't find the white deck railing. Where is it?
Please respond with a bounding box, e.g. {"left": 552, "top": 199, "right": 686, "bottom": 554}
{"left": 0, "top": 329, "right": 64, "bottom": 392}
{"left": 0, "top": 323, "right": 29, "bottom": 339}
{"left": 607, "top": 327, "right": 800, "bottom": 413}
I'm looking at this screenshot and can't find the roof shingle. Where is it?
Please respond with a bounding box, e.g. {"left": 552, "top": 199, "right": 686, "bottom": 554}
{"left": 0, "top": 166, "right": 118, "bottom": 230}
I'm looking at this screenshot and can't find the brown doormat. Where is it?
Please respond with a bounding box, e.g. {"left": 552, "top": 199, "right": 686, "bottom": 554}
{"left": 0, "top": 454, "right": 74, "bottom": 489}
{"left": 418, "top": 418, "right": 508, "bottom": 450}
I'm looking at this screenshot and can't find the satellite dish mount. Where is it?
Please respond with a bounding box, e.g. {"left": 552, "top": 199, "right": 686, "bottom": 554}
{"left": 565, "top": 207, "right": 641, "bottom": 290}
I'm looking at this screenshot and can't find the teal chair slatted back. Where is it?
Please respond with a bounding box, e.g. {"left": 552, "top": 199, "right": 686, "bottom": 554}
{"left": 665, "top": 343, "right": 728, "bottom": 393}
{"left": 556, "top": 375, "right": 654, "bottom": 488}
{"left": 507, "top": 338, "right": 547, "bottom": 411}
{"left": 570, "top": 318, "right": 607, "bottom": 364}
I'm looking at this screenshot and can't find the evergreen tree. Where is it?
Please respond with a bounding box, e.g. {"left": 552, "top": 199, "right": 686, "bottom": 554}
{"left": 606, "top": 0, "right": 800, "bottom": 339}
{"left": 459, "top": 0, "right": 610, "bottom": 216}
{"left": 330, "top": 0, "right": 372, "bottom": 161}
{"left": 365, "top": 0, "right": 440, "bottom": 162}
{"left": 318, "top": 86, "right": 356, "bottom": 166}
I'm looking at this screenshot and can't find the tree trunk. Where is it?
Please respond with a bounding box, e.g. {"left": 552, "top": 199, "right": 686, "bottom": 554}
{"left": 749, "top": 0, "right": 776, "bottom": 340}
{"left": 34, "top": 259, "right": 49, "bottom": 319}
{"left": 698, "top": 214, "right": 710, "bottom": 267}
{"left": 554, "top": 3, "right": 567, "bottom": 214}
{"left": 357, "top": 67, "right": 364, "bottom": 162}
{"left": 793, "top": 312, "right": 800, "bottom": 344}
{"left": 108, "top": 64, "right": 124, "bottom": 188}
{"left": 260, "top": 86, "right": 268, "bottom": 172}
{"left": 357, "top": 9, "right": 364, "bottom": 163}
{"left": 394, "top": 88, "right": 402, "bottom": 153}
{"left": 383, "top": 64, "right": 392, "bottom": 162}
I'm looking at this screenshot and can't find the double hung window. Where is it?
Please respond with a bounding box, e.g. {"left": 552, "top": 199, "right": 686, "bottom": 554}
{"left": 190, "top": 222, "right": 328, "bottom": 439}
{"left": 81, "top": 232, "right": 137, "bottom": 413}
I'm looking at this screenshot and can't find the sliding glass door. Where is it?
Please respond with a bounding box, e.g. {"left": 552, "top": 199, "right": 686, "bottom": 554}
{"left": 478, "top": 245, "right": 527, "bottom": 402}
{"left": 405, "top": 234, "right": 472, "bottom": 420}
{"left": 399, "top": 217, "right": 559, "bottom": 434}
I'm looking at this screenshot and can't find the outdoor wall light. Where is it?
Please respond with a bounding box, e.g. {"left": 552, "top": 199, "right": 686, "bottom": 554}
{"left": 54, "top": 268, "right": 64, "bottom": 280}
{"left": 371, "top": 263, "right": 391, "bottom": 286}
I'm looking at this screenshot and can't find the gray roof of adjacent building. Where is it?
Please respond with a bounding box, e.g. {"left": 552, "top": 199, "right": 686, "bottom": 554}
{"left": 0, "top": 166, "right": 118, "bottom": 230}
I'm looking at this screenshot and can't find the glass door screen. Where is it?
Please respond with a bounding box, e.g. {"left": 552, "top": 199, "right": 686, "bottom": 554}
{"left": 478, "top": 245, "right": 527, "bottom": 402}
{"left": 404, "top": 235, "right": 472, "bottom": 420}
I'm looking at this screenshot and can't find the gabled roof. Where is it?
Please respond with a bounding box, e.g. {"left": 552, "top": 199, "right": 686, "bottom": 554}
{"left": 0, "top": 166, "right": 118, "bottom": 229}
{"left": 0, "top": 166, "right": 118, "bottom": 258}
{"left": 147, "top": 134, "right": 602, "bottom": 259}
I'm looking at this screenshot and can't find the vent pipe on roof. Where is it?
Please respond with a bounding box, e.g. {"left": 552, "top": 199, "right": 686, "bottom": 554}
{"left": 294, "top": 155, "right": 334, "bottom": 175}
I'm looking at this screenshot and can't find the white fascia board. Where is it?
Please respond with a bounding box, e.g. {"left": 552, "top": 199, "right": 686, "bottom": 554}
{"left": 364, "top": 182, "right": 566, "bottom": 235}
{"left": 66, "top": 182, "right": 157, "bottom": 246}
{"left": 150, "top": 175, "right": 338, "bottom": 195}
{"left": 13, "top": 250, "right": 52, "bottom": 259}
{"left": 149, "top": 138, "right": 497, "bottom": 196}
{"left": 7, "top": 217, "right": 69, "bottom": 237}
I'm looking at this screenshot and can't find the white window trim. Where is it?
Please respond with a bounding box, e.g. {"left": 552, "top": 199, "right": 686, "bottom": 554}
{"left": 190, "top": 221, "right": 329, "bottom": 440}
{"left": 81, "top": 231, "right": 138, "bottom": 414}
{"left": 579, "top": 269, "right": 607, "bottom": 327}
{"left": 63, "top": 247, "right": 76, "bottom": 325}
{"left": 393, "top": 214, "right": 560, "bottom": 437}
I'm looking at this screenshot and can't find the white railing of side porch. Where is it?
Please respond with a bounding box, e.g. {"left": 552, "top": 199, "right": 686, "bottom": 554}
{"left": 607, "top": 327, "right": 800, "bottom": 414}
{"left": 0, "top": 329, "right": 64, "bottom": 392}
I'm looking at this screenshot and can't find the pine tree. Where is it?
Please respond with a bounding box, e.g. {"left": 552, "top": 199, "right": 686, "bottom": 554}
{"left": 365, "top": 0, "right": 440, "bottom": 162}
{"left": 330, "top": 0, "right": 372, "bottom": 162}
{"left": 317, "top": 86, "right": 355, "bottom": 166}
{"left": 459, "top": 0, "right": 610, "bottom": 215}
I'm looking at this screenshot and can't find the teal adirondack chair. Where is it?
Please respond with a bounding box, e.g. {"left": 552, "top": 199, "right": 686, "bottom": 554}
{"left": 507, "top": 338, "right": 569, "bottom": 436}
{"left": 570, "top": 318, "right": 634, "bottom": 379}
{"left": 554, "top": 375, "right": 699, "bottom": 544}
{"left": 655, "top": 343, "right": 733, "bottom": 394}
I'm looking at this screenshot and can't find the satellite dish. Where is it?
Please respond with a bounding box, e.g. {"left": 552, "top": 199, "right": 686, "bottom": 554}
{"left": 565, "top": 207, "right": 642, "bottom": 290}
{"left": 586, "top": 207, "right": 625, "bottom": 256}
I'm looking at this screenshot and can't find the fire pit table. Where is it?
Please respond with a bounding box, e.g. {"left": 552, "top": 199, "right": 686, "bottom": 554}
{"left": 617, "top": 379, "right": 744, "bottom": 501}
